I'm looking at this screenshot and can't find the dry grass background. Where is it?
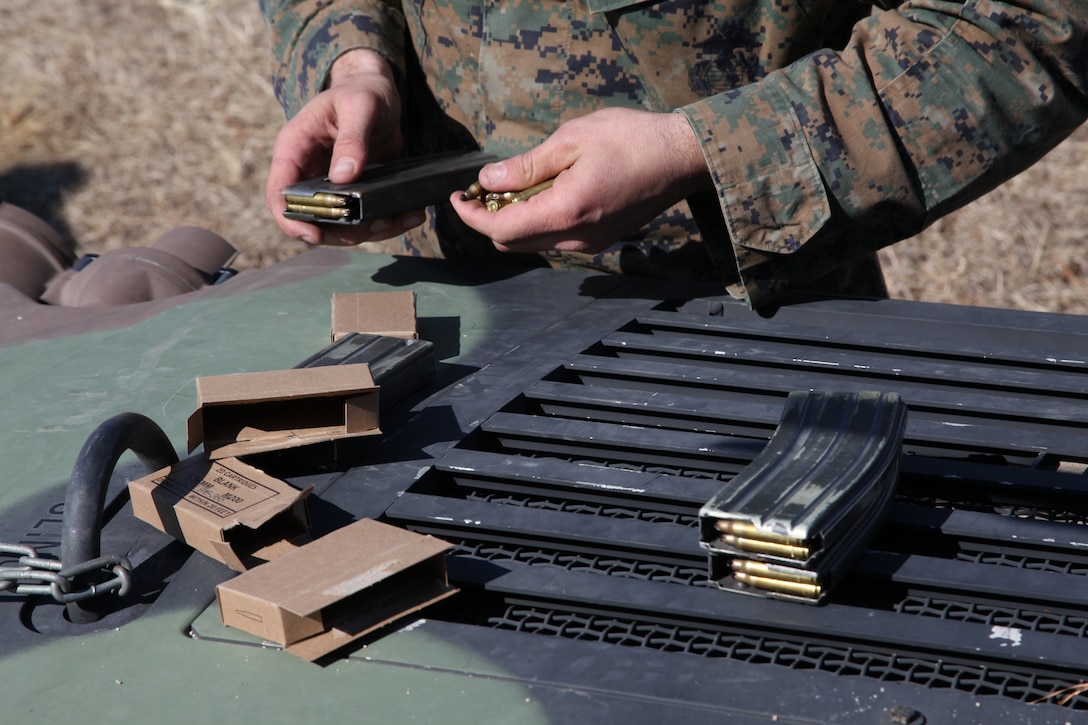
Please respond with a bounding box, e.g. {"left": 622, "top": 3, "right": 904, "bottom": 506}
{"left": 2, "top": 0, "right": 1087, "bottom": 313}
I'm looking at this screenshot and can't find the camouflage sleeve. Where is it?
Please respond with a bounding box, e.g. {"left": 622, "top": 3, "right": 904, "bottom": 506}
{"left": 678, "top": 0, "right": 1088, "bottom": 308}
{"left": 258, "top": 0, "right": 407, "bottom": 118}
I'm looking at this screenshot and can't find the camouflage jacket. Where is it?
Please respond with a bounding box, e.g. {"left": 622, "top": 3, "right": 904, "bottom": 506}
{"left": 260, "top": 0, "right": 1088, "bottom": 308}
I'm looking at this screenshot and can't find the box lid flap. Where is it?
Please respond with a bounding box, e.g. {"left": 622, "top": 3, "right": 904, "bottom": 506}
{"left": 194, "top": 364, "right": 376, "bottom": 406}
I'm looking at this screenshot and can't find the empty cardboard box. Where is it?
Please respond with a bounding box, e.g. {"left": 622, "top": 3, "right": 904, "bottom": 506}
{"left": 331, "top": 291, "right": 417, "bottom": 342}
{"left": 187, "top": 363, "right": 380, "bottom": 459}
{"left": 216, "top": 518, "right": 457, "bottom": 661}
{"left": 129, "top": 454, "right": 312, "bottom": 572}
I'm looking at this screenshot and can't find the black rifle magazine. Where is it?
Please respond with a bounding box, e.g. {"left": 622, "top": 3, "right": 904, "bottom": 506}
{"left": 282, "top": 151, "right": 499, "bottom": 225}
{"left": 296, "top": 332, "right": 436, "bottom": 412}
{"left": 699, "top": 390, "right": 908, "bottom": 604}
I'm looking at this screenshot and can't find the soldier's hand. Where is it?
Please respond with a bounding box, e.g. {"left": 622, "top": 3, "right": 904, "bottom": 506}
{"left": 265, "top": 50, "right": 425, "bottom": 246}
{"left": 450, "top": 108, "right": 712, "bottom": 255}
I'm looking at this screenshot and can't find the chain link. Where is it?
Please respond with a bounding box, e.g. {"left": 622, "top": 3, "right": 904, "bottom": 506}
{"left": 0, "top": 543, "right": 132, "bottom": 604}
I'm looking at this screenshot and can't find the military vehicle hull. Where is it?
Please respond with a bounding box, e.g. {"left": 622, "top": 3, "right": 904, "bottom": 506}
{"left": 3, "top": 248, "right": 1087, "bottom": 723}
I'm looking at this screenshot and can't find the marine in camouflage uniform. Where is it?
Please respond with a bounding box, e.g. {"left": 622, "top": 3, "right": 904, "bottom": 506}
{"left": 259, "top": 0, "right": 1088, "bottom": 309}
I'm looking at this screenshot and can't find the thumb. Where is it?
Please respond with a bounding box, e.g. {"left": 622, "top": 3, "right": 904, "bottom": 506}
{"left": 479, "top": 143, "right": 566, "bottom": 192}
{"left": 328, "top": 130, "right": 366, "bottom": 184}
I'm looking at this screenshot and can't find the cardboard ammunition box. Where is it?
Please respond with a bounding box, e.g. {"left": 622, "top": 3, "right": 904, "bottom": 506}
{"left": 331, "top": 291, "right": 417, "bottom": 342}
{"left": 187, "top": 363, "right": 380, "bottom": 459}
{"left": 216, "top": 518, "right": 457, "bottom": 661}
{"left": 129, "top": 455, "right": 312, "bottom": 572}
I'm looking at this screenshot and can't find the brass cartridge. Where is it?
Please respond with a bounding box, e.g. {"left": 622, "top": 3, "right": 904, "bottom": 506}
{"left": 508, "top": 179, "right": 554, "bottom": 203}
{"left": 719, "top": 534, "right": 810, "bottom": 561}
{"left": 284, "top": 193, "right": 349, "bottom": 208}
{"left": 730, "top": 559, "right": 819, "bottom": 585}
{"left": 733, "top": 571, "right": 822, "bottom": 600}
{"left": 284, "top": 204, "right": 352, "bottom": 220}
{"left": 460, "top": 181, "right": 484, "bottom": 201}
{"left": 713, "top": 519, "right": 807, "bottom": 547}
{"left": 485, "top": 191, "right": 515, "bottom": 212}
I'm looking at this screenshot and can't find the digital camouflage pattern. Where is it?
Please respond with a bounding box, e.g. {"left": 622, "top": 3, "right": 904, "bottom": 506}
{"left": 259, "top": 0, "right": 1088, "bottom": 308}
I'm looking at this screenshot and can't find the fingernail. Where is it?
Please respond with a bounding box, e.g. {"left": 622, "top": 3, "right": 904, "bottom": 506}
{"left": 404, "top": 211, "right": 426, "bottom": 227}
{"left": 300, "top": 235, "right": 316, "bottom": 245}
{"left": 331, "top": 157, "right": 356, "bottom": 178}
{"left": 482, "top": 162, "right": 507, "bottom": 185}
{"left": 369, "top": 218, "right": 390, "bottom": 233}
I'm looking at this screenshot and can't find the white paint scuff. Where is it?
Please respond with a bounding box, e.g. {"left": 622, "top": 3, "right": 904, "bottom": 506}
{"left": 989, "top": 626, "right": 1023, "bottom": 647}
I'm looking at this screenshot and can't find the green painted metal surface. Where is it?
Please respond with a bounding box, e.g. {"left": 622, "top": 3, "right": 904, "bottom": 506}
{"left": 1, "top": 612, "right": 548, "bottom": 723}
{"left": 1, "top": 250, "right": 500, "bottom": 502}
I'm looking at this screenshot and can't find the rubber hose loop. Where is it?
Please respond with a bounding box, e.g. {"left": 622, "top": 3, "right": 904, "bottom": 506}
{"left": 62, "top": 412, "right": 178, "bottom": 623}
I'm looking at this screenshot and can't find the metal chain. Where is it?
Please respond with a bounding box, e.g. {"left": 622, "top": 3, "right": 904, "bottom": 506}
{"left": 0, "top": 543, "right": 132, "bottom": 604}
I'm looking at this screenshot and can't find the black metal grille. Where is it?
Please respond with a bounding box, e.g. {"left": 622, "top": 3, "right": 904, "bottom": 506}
{"left": 959, "top": 549, "right": 1088, "bottom": 576}
{"left": 895, "top": 596, "right": 1088, "bottom": 637}
{"left": 480, "top": 604, "right": 1080, "bottom": 704}
{"left": 464, "top": 491, "right": 701, "bottom": 527}
{"left": 455, "top": 540, "right": 709, "bottom": 587}
{"left": 385, "top": 298, "right": 1088, "bottom": 710}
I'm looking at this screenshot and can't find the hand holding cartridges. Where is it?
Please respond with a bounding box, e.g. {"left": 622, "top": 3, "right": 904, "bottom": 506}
{"left": 450, "top": 108, "right": 712, "bottom": 256}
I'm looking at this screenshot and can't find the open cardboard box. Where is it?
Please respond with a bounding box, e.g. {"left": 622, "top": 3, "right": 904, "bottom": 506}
{"left": 331, "top": 291, "right": 417, "bottom": 342}
{"left": 216, "top": 518, "right": 457, "bottom": 661}
{"left": 187, "top": 363, "right": 380, "bottom": 459}
{"left": 129, "top": 454, "right": 312, "bottom": 572}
